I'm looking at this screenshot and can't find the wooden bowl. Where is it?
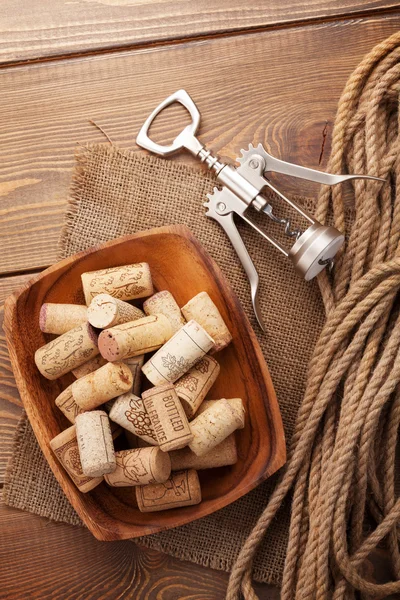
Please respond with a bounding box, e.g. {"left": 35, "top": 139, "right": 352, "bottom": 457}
{"left": 4, "top": 225, "right": 286, "bottom": 541}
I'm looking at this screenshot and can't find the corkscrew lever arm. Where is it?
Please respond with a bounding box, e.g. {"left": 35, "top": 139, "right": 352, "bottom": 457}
{"left": 206, "top": 205, "right": 265, "bottom": 332}
{"left": 204, "top": 185, "right": 287, "bottom": 332}
{"left": 260, "top": 151, "right": 385, "bottom": 186}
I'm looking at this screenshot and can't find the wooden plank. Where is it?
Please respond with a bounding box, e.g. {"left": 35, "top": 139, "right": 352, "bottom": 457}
{"left": 0, "top": 13, "right": 399, "bottom": 275}
{"left": 0, "top": 498, "right": 280, "bottom": 598}
{"left": 0, "top": 273, "right": 32, "bottom": 482}
{"left": 0, "top": 482, "right": 395, "bottom": 599}
{"left": 1, "top": 1, "right": 398, "bottom": 65}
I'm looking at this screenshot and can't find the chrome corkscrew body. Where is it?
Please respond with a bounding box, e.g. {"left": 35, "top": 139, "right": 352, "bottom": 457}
{"left": 136, "top": 90, "right": 384, "bottom": 330}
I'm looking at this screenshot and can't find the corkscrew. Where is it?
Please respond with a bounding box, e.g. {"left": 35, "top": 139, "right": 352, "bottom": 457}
{"left": 136, "top": 90, "right": 384, "bottom": 331}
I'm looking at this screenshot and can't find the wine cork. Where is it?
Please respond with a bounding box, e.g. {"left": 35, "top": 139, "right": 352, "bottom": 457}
{"left": 198, "top": 397, "right": 245, "bottom": 428}
{"left": 109, "top": 393, "right": 158, "bottom": 445}
{"left": 142, "top": 320, "right": 214, "bottom": 386}
{"left": 188, "top": 398, "right": 244, "bottom": 457}
{"left": 87, "top": 293, "right": 144, "bottom": 329}
{"left": 72, "top": 361, "right": 133, "bottom": 411}
{"left": 81, "top": 263, "right": 153, "bottom": 305}
{"left": 104, "top": 447, "right": 171, "bottom": 487}
{"left": 35, "top": 322, "right": 99, "bottom": 380}
{"left": 181, "top": 292, "right": 232, "bottom": 352}
{"left": 103, "top": 355, "right": 144, "bottom": 411}
{"left": 136, "top": 469, "right": 201, "bottom": 512}
{"left": 170, "top": 434, "right": 237, "bottom": 470}
{"left": 142, "top": 383, "right": 193, "bottom": 452}
{"left": 72, "top": 355, "right": 108, "bottom": 379}
{"left": 98, "top": 314, "right": 173, "bottom": 362}
{"left": 175, "top": 355, "right": 220, "bottom": 418}
{"left": 143, "top": 290, "right": 185, "bottom": 333}
{"left": 75, "top": 411, "right": 116, "bottom": 477}
{"left": 50, "top": 425, "right": 103, "bottom": 493}
{"left": 39, "top": 303, "right": 88, "bottom": 335}
{"left": 55, "top": 384, "right": 84, "bottom": 424}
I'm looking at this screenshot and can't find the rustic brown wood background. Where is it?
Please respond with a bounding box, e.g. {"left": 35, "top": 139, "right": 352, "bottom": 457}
{"left": 1, "top": 2, "right": 400, "bottom": 597}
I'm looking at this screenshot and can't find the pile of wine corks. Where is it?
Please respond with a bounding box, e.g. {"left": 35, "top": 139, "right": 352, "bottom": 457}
{"left": 35, "top": 262, "right": 245, "bottom": 513}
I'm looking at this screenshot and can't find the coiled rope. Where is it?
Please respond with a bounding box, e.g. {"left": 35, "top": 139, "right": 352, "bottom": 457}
{"left": 227, "top": 31, "right": 400, "bottom": 600}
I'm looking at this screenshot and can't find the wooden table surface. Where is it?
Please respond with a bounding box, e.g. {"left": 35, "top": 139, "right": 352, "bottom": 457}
{"left": 1, "top": 3, "right": 400, "bottom": 598}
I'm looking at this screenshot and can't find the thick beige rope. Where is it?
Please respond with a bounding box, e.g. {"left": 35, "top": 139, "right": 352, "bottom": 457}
{"left": 227, "top": 31, "right": 400, "bottom": 600}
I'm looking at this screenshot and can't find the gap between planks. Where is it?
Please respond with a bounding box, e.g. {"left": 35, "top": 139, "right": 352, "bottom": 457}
{"left": 0, "top": 267, "right": 48, "bottom": 281}
{"left": 1, "top": 5, "right": 400, "bottom": 70}
{"left": 1, "top": 15, "right": 399, "bottom": 276}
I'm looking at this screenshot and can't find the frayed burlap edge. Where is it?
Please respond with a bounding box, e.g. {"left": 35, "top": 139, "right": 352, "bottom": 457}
{"left": 2, "top": 412, "right": 28, "bottom": 506}
{"left": 3, "top": 413, "right": 83, "bottom": 528}
{"left": 57, "top": 143, "right": 91, "bottom": 257}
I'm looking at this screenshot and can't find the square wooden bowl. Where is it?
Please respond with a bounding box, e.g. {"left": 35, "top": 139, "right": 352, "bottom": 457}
{"left": 4, "top": 225, "right": 286, "bottom": 541}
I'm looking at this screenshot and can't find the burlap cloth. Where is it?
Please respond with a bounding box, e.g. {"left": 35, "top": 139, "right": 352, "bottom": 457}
{"left": 3, "top": 143, "right": 326, "bottom": 586}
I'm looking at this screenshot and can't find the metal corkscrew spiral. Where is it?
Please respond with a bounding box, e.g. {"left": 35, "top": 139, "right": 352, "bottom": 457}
{"left": 262, "top": 204, "right": 303, "bottom": 240}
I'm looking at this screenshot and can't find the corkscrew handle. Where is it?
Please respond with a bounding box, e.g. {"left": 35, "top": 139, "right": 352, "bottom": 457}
{"left": 136, "top": 89, "right": 204, "bottom": 157}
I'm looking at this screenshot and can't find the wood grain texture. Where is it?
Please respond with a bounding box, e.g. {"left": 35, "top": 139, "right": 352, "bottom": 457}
{"left": 0, "top": 273, "right": 33, "bottom": 482}
{"left": 3, "top": 225, "right": 285, "bottom": 540}
{"left": 1, "top": 0, "right": 398, "bottom": 64}
{"left": 0, "top": 499, "right": 281, "bottom": 599}
{"left": 1, "top": 13, "right": 399, "bottom": 274}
